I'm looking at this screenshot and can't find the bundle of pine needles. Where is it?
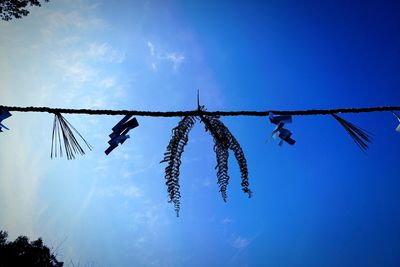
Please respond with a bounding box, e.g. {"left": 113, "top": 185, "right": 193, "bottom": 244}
{"left": 332, "top": 113, "right": 372, "bottom": 152}
{"left": 51, "top": 113, "right": 92, "bottom": 160}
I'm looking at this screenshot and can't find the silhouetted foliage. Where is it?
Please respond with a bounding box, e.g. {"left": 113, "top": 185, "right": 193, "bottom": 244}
{"left": 0, "top": 230, "right": 63, "bottom": 267}
{"left": 0, "top": 0, "right": 49, "bottom": 21}
{"left": 161, "top": 116, "right": 197, "bottom": 217}
{"left": 200, "top": 115, "right": 252, "bottom": 201}
{"left": 161, "top": 115, "right": 252, "bottom": 216}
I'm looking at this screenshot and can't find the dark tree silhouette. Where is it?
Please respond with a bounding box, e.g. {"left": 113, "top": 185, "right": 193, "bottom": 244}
{"left": 0, "top": 0, "right": 49, "bottom": 21}
{"left": 0, "top": 230, "right": 63, "bottom": 267}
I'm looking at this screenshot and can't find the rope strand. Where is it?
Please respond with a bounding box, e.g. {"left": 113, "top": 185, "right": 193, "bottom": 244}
{"left": 1, "top": 105, "right": 400, "bottom": 117}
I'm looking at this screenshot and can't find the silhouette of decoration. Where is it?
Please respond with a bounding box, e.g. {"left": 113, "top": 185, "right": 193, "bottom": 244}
{"left": 0, "top": 110, "right": 12, "bottom": 132}
{"left": 105, "top": 115, "right": 139, "bottom": 155}
{"left": 199, "top": 115, "right": 252, "bottom": 202}
{"left": 392, "top": 112, "right": 400, "bottom": 133}
{"left": 161, "top": 116, "right": 197, "bottom": 217}
{"left": 161, "top": 113, "right": 251, "bottom": 216}
{"left": 269, "top": 113, "right": 296, "bottom": 146}
{"left": 332, "top": 113, "right": 372, "bottom": 152}
{"left": 51, "top": 113, "right": 92, "bottom": 160}
{"left": 0, "top": 103, "right": 399, "bottom": 216}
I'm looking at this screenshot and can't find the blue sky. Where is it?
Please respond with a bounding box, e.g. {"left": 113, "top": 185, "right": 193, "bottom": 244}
{"left": 0, "top": 1, "right": 400, "bottom": 266}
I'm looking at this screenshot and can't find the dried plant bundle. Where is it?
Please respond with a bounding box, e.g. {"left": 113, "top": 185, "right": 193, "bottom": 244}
{"left": 332, "top": 113, "right": 372, "bottom": 152}
{"left": 200, "top": 115, "right": 252, "bottom": 201}
{"left": 51, "top": 113, "right": 92, "bottom": 160}
{"left": 160, "top": 116, "right": 196, "bottom": 216}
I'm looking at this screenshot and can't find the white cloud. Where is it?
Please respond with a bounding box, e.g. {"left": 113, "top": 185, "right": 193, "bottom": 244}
{"left": 45, "top": 10, "right": 103, "bottom": 31}
{"left": 39, "top": 9, "right": 104, "bottom": 46}
{"left": 232, "top": 236, "right": 251, "bottom": 249}
{"left": 87, "top": 43, "right": 125, "bottom": 63}
{"left": 229, "top": 232, "right": 261, "bottom": 263}
{"left": 123, "top": 185, "right": 142, "bottom": 198}
{"left": 98, "top": 77, "right": 116, "bottom": 88}
{"left": 63, "top": 62, "right": 97, "bottom": 83}
{"left": 221, "top": 217, "right": 234, "bottom": 224}
{"left": 165, "top": 52, "right": 185, "bottom": 70}
{"left": 98, "top": 184, "right": 142, "bottom": 199}
{"left": 83, "top": 96, "right": 108, "bottom": 108}
{"left": 48, "top": 43, "right": 126, "bottom": 107}
{"left": 121, "top": 163, "right": 156, "bottom": 179}
{"left": 147, "top": 41, "right": 155, "bottom": 56}
{"left": 129, "top": 204, "right": 166, "bottom": 230}
{"left": 147, "top": 41, "right": 185, "bottom": 71}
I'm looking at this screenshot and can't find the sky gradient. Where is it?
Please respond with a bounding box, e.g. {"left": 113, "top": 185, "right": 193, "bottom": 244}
{"left": 1, "top": 1, "right": 400, "bottom": 266}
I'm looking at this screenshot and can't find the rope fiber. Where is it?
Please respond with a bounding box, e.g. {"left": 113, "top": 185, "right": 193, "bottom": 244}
{"left": 1, "top": 105, "right": 400, "bottom": 117}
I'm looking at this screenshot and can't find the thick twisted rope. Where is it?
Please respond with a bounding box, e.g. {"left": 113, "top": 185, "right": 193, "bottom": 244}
{"left": 1, "top": 105, "right": 399, "bottom": 117}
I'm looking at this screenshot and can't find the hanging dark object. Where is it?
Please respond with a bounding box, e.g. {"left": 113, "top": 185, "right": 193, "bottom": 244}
{"left": 269, "top": 113, "right": 296, "bottom": 146}
{"left": 105, "top": 115, "right": 139, "bottom": 155}
{"left": 332, "top": 113, "right": 372, "bottom": 152}
{"left": 200, "top": 115, "right": 252, "bottom": 202}
{"left": 160, "top": 116, "right": 196, "bottom": 217}
{"left": 0, "top": 110, "right": 12, "bottom": 132}
{"left": 51, "top": 113, "right": 92, "bottom": 160}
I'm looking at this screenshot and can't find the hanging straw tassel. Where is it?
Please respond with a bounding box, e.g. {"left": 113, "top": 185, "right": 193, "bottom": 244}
{"left": 331, "top": 113, "right": 373, "bottom": 152}
{"left": 51, "top": 113, "right": 92, "bottom": 160}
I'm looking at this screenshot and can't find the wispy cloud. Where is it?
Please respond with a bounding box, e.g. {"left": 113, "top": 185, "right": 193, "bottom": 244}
{"left": 232, "top": 236, "right": 251, "bottom": 249}
{"left": 48, "top": 42, "right": 126, "bottom": 107}
{"left": 98, "top": 184, "right": 142, "bottom": 199}
{"left": 98, "top": 77, "right": 116, "bottom": 88}
{"left": 45, "top": 10, "right": 103, "bottom": 31}
{"left": 165, "top": 52, "right": 185, "bottom": 70}
{"left": 63, "top": 61, "right": 97, "bottom": 83}
{"left": 229, "top": 232, "right": 262, "bottom": 263}
{"left": 40, "top": 10, "right": 104, "bottom": 46}
{"left": 221, "top": 217, "right": 235, "bottom": 224}
{"left": 147, "top": 41, "right": 156, "bottom": 56}
{"left": 147, "top": 41, "right": 185, "bottom": 71}
{"left": 87, "top": 42, "right": 125, "bottom": 63}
